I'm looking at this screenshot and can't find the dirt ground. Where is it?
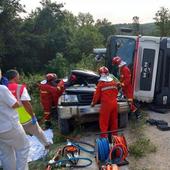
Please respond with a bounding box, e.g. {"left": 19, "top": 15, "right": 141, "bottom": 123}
{"left": 127, "top": 109, "right": 170, "bottom": 170}
{"left": 75, "top": 109, "right": 170, "bottom": 170}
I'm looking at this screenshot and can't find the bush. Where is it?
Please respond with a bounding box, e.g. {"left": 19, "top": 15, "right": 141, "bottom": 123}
{"left": 45, "top": 53, "right": 69, "bottom": 78}
{"left": 129, "top": 137, "right": 157, "bottom": 158}
{"left": 76, "top": 53, "right": 104, "bottom": 72}
{"left": 21, "top": 73, "right": 44, "bottom": 119}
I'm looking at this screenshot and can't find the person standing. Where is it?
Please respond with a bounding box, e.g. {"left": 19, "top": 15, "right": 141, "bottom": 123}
{"left": 6, "top": 69, "right": 50, "bottom": 149}
{"left": 0, "top": 70, "right": 29, "bottom": 170}
{"left": 38, "top": 73, "right": 65, "bottom": 129}
{"left": 91, "top": 66, "right": 119, "bottom": 138}
{"left": 112, "top": 56, "right": 141, "bottom": 119}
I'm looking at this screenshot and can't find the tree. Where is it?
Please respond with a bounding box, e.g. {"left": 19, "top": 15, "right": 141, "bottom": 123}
{"left": 45, "top": 53, "right": 69, "bottom": 78}
{"left": 77, "top": 12, "right": 94, "bottom": 26}
{"left": 14, "top": 0, "right": 66, "bottom": 72}
{"left": 154, "top": 7, "right": 170, "bottom": 36}
{"left": 95, "top": 18, "right": 115, "bottom": 44}
{"left": 132, "top": 16, "right": 140, "bottom": 35}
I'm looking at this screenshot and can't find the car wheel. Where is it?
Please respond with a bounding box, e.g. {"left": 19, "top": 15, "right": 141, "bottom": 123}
{"left": 58, "top": 117, "right": 70, "bottom": 135}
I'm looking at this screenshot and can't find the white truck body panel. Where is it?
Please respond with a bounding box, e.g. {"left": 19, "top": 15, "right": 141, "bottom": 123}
{"left": 134, "top": 36, "right": 160, "bottom": 103}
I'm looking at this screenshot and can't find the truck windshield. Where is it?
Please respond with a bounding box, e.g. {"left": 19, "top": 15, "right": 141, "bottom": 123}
{"left": 115, "top": 38, "right": 135, "bottom": 66}
{"left": 107, "top": 36, "right": 136, "bottom": 75}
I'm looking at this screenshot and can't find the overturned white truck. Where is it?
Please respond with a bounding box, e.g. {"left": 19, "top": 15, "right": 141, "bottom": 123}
{"left": 105, "top": 35, "right": 170, "bottom": 106}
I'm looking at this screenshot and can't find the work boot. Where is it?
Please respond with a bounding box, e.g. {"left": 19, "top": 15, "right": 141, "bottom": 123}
{"left": 135, "top": 111, "right": 142, "bottom": 120}
{"left": 128, "top": 112, "right": 132, "bottom": 120}
{"left": 44, "top": 121, "right": 52, "bottom": 129}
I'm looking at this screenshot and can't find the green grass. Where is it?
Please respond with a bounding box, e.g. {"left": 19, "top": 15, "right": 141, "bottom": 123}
{"left": 128, "top": 110, "right": 157, "bottom": 159}
{"left": 129, "top": 136, "right": 157, "bottom": 158}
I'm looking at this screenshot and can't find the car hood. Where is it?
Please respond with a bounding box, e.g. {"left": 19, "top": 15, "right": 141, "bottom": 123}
{"left": 65, "top": 69, "right": 99, "bottom": 93}
{"left": 71, "top": 69, "right": 99, "bottom": 84}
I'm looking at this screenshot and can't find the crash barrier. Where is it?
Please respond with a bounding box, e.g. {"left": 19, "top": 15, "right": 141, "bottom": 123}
{"left": 45, "top": 139, "right": 95, "bottom": 169}
{"left": 96, "top": 130, "right": 129, "bottom": 169}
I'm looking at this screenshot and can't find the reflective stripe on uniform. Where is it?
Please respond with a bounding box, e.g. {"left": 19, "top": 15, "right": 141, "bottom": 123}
{"left": 101, "top": 86, "right": 117, "bottom": 91}
{"left": 44, "top": 112, "right": 50, "bottom": 115}
{"left": 40, "top": 90, "right": 48, "bottom": 94}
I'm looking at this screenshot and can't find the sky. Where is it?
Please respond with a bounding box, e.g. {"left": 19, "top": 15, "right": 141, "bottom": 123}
{"left": 20, "top": 0, "right": 170, "bottom": 24}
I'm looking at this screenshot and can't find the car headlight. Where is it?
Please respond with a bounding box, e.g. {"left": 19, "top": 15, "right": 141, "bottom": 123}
{"left": 58, "top": 94, "right": 78, "bottom": 105}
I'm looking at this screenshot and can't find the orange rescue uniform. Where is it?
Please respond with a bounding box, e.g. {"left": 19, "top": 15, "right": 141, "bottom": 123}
{"left": 39, "top": 80, "right": 65, "bottom": 121}
{"left": 119, "top": 65, "right": 137, "bottom": 112}
{"left": 92, "top": 80, "right": 119, "bottom": 138}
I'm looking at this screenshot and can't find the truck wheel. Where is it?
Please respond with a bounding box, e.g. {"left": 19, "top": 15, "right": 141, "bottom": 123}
{"left": 119, "top": 112, "right": 128, "bottom": 128}
{"left": 58, "top": 117, "right": 70, "bottom": 135}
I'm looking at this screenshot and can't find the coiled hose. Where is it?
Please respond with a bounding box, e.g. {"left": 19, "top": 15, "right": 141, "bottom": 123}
{"left": 96, "top": 138, "right": 110, "bottom": 162}
{"left": 96, "top": 137, "right": 125, "bottom": 164}
{"left": 68, "top": 140, "right": 95, "bottom": 155}
{"left": 48, "top": 157, "right": 92, "bottom": 168}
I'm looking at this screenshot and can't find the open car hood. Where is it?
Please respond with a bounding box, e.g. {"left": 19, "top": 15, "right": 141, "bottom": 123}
{"left": 70, "top": 69, "right": 99, "bottom": 85}
{"left": 65, "top": 69, "right": 99, "bottom": 93}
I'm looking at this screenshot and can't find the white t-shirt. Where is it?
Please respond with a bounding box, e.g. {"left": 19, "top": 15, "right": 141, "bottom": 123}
{"left": 0, "top": 85, "right": 19, "bottom": 133}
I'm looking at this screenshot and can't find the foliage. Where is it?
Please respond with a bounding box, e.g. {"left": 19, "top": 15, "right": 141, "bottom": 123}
{"left": 96, "top": 18, "right": 116, "bottom": 44}
{"left": 128, "top": 111, "right": 157, "bottom": 159}
{"left": 132, "top": 16, "right": 140, "bottom": 35}
{"left": 76, "top": 53, "right": 104, "bottom": 72}
{"left": 45, "top": 53, "right": 69, "bottom": 78}
{"left": 153, "top": 7, "right": 170, "bottom": 36}
{"left": 1, "top": 0, "right": 168, "bottom": 74}
{"left": 77, "top": 12, "right": 94, "bottom": 26}
{"left": 0, "top": 0, "right": 24, "bottom": 69}
{"left": 20, "top": 73, "right": 44, "bottom": 118}
{"left": 129, "top": 137, "right": 157, "bottom": 158}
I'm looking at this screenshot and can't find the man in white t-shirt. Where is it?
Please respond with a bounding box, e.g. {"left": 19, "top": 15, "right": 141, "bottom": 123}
{"left": 6, "top": 69, "right": 50, "bottom": 149}
{"left": 0, "top": 81, "right": 29, "bottom": 169}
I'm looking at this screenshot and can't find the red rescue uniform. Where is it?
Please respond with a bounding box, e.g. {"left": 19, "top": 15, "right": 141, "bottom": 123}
{"left": 119, "top": 65, "right": 137, "bottom": 112}
{"left": 39, "top": 80, "right": 65, "bottom": 121}
{"left": 92, "top": 80, "right": 118, "bottom": 138}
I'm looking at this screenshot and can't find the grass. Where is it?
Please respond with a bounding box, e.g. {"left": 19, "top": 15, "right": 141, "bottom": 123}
{"left": 128, "top": 110, "right": 157, "bottom": 159}
{"left": 129, "top": 137, "right": 157, "bottom": 158}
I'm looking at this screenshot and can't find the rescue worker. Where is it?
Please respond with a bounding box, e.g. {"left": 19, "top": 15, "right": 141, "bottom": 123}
{"left": 112, "top": 56, "right": 141, "bottom": 119}
{"left": 0, "top": 69, "right": 29, "bottom": 170}
{"left": 39, "top": 73, "right": 65, "bottom": 129}
{"left": 91, "top": 66, "right": 119, "bottom": 138}
{"left": 6, "top": 69, "right": 51, "bottom": 149}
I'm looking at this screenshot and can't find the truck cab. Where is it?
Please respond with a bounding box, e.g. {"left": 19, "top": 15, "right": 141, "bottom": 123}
{"left": 106, "top": 35, "right": 170, "bottom": 106}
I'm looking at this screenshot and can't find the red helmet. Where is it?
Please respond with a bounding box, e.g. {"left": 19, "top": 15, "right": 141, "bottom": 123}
{"left": 46, "top": 73, "right": 57, "bottom": 82}
{"left": 112, "top": 56, "right": 122, "bottom": 66}
{"left": 98, "top": 66, "right": 109, "bottom": 75}
{"left": 70, "top": 74, "right": 77, "bottom": 81}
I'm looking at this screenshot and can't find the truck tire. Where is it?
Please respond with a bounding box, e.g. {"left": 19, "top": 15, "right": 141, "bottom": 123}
{"left": 58, "top": 117, "right": 70, "bottom": 135}
{"left": 119, "top": 112, "right": 128, "bottom": 128}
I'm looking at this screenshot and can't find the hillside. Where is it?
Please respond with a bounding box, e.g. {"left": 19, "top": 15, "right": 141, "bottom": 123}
{"left": 114, "top": 22, "right": 157, "bottom": 35}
